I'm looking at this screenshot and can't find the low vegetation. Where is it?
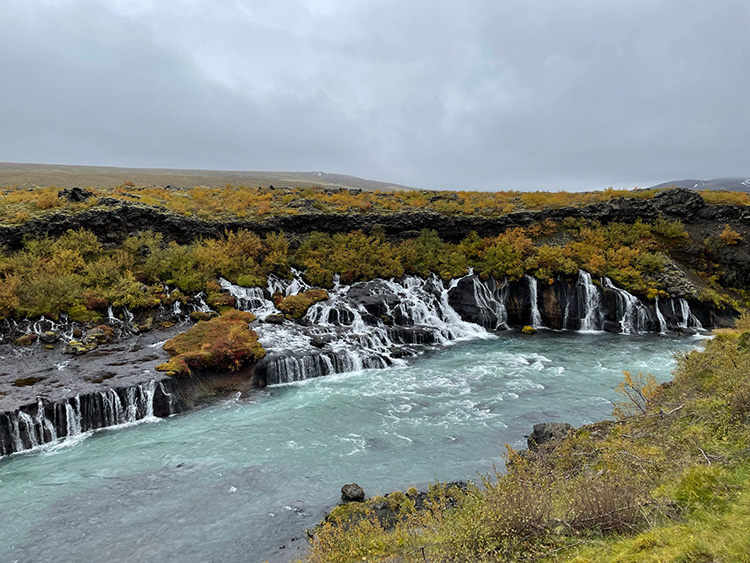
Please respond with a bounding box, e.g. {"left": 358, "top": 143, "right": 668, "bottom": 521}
{"left": 2, "top": 182, "right": 750, "bottom": 225}
{"left": 0, "top": 214, "right": 737, "bottom": 322}
{"left": 301, "top": 321, "right": 750, "bottom": 562}
{"left": 155, "top": 310, "right": 264, "bottom": 376}
{"left": 274, "top": 289, "right": 329, "bottom": 318}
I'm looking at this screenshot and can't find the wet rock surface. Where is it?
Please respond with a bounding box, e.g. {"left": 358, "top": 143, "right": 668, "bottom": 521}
{"left": 0, "top": 322, "right": 194, "bottom": 455}
{"left": 341, "top": 483, "right": 366, "bottom": 503}
{"left": 0, "top": 324, "right": 184, "bottom": 414}
{"left": 527, "top": 422, "right": 574, "bottom": 451}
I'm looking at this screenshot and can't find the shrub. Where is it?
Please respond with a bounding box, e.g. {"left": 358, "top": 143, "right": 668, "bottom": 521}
{"left": 275, "top": 289, "right": 329, "bottom": 318}
{"left": 720, "top": 224, "right": 742, "bottom": 246}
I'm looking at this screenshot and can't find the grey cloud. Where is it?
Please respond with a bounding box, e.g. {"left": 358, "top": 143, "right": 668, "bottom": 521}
{"left": 0, "top": 0, "right": 747, "bottom": 190}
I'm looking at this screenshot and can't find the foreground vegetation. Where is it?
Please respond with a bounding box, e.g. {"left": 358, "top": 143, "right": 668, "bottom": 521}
{"left": 0, "top": 213, "right": 739, "bottom": 322}
{"left": 301, "top": 320, "right": 750, "bottom": 562}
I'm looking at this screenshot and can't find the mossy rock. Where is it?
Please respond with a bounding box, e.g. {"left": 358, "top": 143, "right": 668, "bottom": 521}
{"left": 67, "top": 304, "right": 103, "bottom": 323}
{"left": 189, "top": 311, "right": 218, "bottom": 322}
{"left": 159, "top": 309, "right": 264, "bottom": 377}
{"left": 64, "top": 340, "right": 91, "bottom": 355}
{"left": 13, "top": 333, "right": 38, "bottom": 347}
{"left": 275, "top": 289, "right": 329, "bottom": 319}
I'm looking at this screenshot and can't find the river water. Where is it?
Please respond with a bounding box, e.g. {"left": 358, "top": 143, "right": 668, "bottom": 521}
{"left": 0, "top": 332, "right": 699, "bottom": 563}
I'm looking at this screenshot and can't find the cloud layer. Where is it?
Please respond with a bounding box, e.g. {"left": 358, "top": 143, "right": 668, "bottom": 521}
{"left": 1, "top": 0, "right": 748, "bottom": 190}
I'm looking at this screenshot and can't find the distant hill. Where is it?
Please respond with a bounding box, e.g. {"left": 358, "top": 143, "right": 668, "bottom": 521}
{"left": 648, "top": 177, "right": 750, "bottom": 192}
{"left": 0, "top": 162, "right": 417, "bottom": 192}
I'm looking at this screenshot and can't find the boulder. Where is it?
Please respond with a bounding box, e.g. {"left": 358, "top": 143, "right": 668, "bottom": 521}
{"left": 341, "top": 483, "right": 366, "bottom": 503}
{"left": 527, "top": 422, "right": 574, "bottom": 451}
{"left": 13, "top": 333, "right": 38, "bottom": 347}
{"left": 64, "top": 340, "right": 89, "bottom": 355}
{"left": 58, "top": 187, "right": 93, "bottom": 202}
{"left": 83, "top": 326, "right": 114, "bottom": 345}
{"left": 264, "top": 313, "right": 285, "bottom": 324}
{"left": 652, "top": 188, "right": 705, "bottom": 216}
{"left": 189, "top": 311, "right": 218, "bottom": 322}
{"left": 310, "top": 335, "right": 332, "bottom": 348}
{"left": 39, "top": 331, "right": 60, "bottom": 344}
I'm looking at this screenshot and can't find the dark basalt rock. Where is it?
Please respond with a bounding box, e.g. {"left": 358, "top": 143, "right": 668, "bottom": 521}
{"left": 538, "top": 279, "right": 571, "bottom": 330}
{"left": 58, "top": 187, "right": 93, "bottom": 202}
{"left": 341, "top": 483, "right": 365, "bottom": 503}
{"left": 448, "top": 275, "right": 506, "bottom": 329}
{"left": 527, "top": 422, "right": 574, "bottom": 451}
{"left": 652, "top": 188, "right": 706, "bottom": 216}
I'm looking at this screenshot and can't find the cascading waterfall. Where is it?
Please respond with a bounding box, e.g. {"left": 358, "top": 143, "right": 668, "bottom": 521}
{"left": 0, "top": 380, "right": 174, "bottom": 457}
{"left": 228, "top": 272, "right": 493, "bottom": 385}
{"left": 525, "top": 275, "right": 544, "bottom": 328}
{"left": 220, "top": 278, "right": 280, "bottom": 317}
{"left": 602, "top": 277, "right": 652, "bottom": 334}
{"left": 576, "top": 270, "right": 602, "bottom": 331}
{"left": 66, "top": 398, "right": 82, "bottom": 436}
{"left": 675, "top": 298, "right": 703, "bottom": 330}
{"left": 468, "top": 275, "right": 509, "bottom": 330}
{"left": 654, "top": 296, "right": 668, "bottom": 334}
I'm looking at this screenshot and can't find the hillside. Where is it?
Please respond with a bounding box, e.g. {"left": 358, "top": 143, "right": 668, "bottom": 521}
{"left": 0, "top": 162, "right": 415, "bottom": 192}
{"left": 649, "top": 177, "right": 750, "bottom": 192}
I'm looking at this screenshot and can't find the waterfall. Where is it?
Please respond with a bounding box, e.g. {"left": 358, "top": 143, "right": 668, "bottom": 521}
{"left": 654, "top": 296, "right": 668, "bottom": 334}
{"left": 192, "top": 293, "right": 213, "bottom": 313}
{"left": 220, "top": 278, "right": 277, "bottom": 317}
{"left": 17, "top": 411, "right": 38, "bottom": 448}
{"left": 35, "top": 397, "right": 57, "bottom": 442}
{"left": 141, "top": 380, "right": 156, "bottom": 419}
{"left": 267, "top": 270, "right": 310, "bottom": 297}
{"left": 525, "top": 275, "right": 544, "bottom": 328}
{"left": 577, "top": 271, "right": 602, "bottom": 331}
{"left": 467, "top": 276, "right": 508, "bottom": 330}
{"left": 602, "top": 278, "right": 651, "bottom": 334}
{"left": 107, "top": 306, "right": 119, "bottom": 324}
{"left": 675, "top": 298, "right": 703, "bottom": 330}
{"left": 224, "top": 274, "right": 493, "bottom": 385}
{"left": 1, "top": 379, "right": 173, "bottom": 457}
{"left": 65, "top": 398, "right": 82, "bottom": 436}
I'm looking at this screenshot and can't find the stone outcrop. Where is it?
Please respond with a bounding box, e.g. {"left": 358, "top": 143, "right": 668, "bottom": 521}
{"left": 527, "top": 422, "right": 574, "bottom": 451}
{"left": 341, "top": 483, "right": 366, "bottom": 503}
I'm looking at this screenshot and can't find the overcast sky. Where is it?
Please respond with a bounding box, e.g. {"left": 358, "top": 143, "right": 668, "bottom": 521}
{"left": 1, "top": 0, "right": 748, "bottom": 191}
